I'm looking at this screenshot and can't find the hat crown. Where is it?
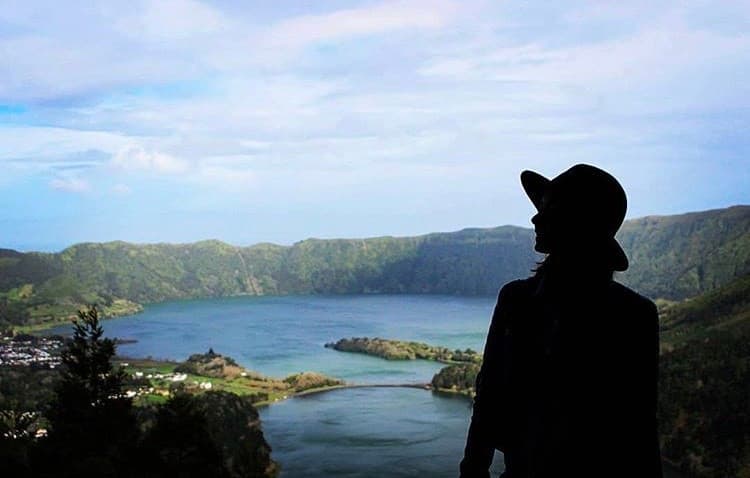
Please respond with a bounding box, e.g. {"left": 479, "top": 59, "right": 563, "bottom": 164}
{"left": 549, "top": 164, "right": 627, "bottom": 236}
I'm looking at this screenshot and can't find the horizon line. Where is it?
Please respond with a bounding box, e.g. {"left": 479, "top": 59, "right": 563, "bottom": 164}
{"left": 5, "top": 204, "right": 748, "bottom": 255}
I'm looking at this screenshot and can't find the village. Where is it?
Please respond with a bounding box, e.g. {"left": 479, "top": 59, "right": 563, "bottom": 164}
{"left": 0, "top": 335, "right": 64, "bottom": 368}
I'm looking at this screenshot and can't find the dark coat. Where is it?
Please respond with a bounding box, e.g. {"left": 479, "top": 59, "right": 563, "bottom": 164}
{"left": 460, "top": 273, "right": 662, "bottom": 478}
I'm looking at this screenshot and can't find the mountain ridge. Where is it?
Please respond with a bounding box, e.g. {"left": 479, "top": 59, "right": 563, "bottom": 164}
{"left": 1, "top": 205, "right": 749, "bottom": 330}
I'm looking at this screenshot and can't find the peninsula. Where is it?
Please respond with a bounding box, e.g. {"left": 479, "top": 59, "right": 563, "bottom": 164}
{"left": 325, "top": 336, "right": 482, "bottom": 364}
{"left": 120, "top": 349, "right": 346, "bottom": 407}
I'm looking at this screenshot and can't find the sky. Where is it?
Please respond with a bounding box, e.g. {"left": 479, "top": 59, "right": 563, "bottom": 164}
{"left": 1, "top": 0, "right": 749, "bottom": 251}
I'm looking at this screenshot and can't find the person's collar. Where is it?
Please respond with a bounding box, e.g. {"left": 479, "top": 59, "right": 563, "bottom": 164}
{"left": 532, "top": 259, "right": 612, "bottom": 299}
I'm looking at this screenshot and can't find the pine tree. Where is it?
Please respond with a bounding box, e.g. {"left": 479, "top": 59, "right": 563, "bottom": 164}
{"left": 37, "top": 305, "right": 139, "bottom": 477}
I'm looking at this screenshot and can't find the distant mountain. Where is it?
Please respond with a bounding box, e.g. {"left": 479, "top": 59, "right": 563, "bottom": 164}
{"left": 1, "top": 205, "right": 749, "bottom": 329}
{"left": 618, "top": 205, "right": 750, "bottom": 300}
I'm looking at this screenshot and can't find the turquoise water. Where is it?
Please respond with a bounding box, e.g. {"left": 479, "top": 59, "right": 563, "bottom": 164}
{"left": 91, "top": 294, "right": 496, "bottom": 384}
{"left": 49, "top": 294, "right": 504, "bottom": 477}
{"left": 260, "top": 387, "right": 505, "bottom": 477}
{"left": 46, "top": 294, "right": 683, "bottom": 477}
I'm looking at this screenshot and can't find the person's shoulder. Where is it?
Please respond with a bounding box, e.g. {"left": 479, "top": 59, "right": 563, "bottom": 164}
{"left": 497, "top": 276, "right": 537, "bottom": 301}
{"left": 608, "top": 281, "right": 658, "bottom": 316}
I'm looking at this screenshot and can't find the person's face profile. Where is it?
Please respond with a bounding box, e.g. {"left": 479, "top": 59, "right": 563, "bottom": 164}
{"left": 532, "top": 191, "right": 563, "bottom": 254}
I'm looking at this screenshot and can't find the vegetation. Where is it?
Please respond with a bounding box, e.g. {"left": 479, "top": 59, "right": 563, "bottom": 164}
{"left": 0, "top": 306, "right": 279, "bottom": 477}
{"left": 138, "top": 391, "right": 279, "bottom": 478}
{"left": 2, "top": 204, "right": 750, "bottom": 476}
{"left": 658, "top": 325, "right": 750, "bottom": 478}
{"left": 326, "top": 337, "right": 481, "bottom": 363}
{"left": 174, "top": 349, "right": 242, "bottom": 378}
{"left": 659, "top": 273, "right": 750, "bottom": 350}
{"left": 617, "top": 205, "right": 750, "bottom": 300}
{"left": 282, "top": 372, "right": 346, "bottom": 392}
{"left": 124, "top": 352, "right": 345, "bottom": 405}
{"left": 657, "top": 272, "right": 750, "bottom": 477}
{"left": 2, "top": 205, "right": 748, "bottom": 331}
{"left": 431, "top": 363, "right": 481, "bottom": 395}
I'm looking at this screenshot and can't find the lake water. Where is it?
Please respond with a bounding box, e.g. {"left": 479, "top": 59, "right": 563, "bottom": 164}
{"left": 50, "top": 294, "right": 506, "bottom": 477}
{"left": 95, "top": 294, "right": 496, "bottom": 385}
{"left": 45, "top": 294, "right": 685, "bottom": 477}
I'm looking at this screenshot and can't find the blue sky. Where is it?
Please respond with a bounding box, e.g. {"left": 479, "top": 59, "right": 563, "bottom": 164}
{"left": 1, "top": 0, "right": 749, "bottom": 251}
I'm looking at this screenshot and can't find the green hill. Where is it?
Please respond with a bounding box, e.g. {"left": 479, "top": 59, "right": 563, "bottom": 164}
{"left": 660, "top": 272, "right": 750, "bottom": 350}
{"left": 1, "top": 205, "right": 749, "bottom": 330}
{"left": 655, "top": 272, "right": 750, "bottom": 478}
{"left": 618, "top": 205, "right": 750, "bottom": 300}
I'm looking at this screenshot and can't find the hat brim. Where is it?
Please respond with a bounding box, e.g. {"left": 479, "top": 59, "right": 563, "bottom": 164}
{"left": 520, "top": 170, "right": 550, "bottom": 211}
{"left": 609, "top": 237, "right": 629, "bottom": 272}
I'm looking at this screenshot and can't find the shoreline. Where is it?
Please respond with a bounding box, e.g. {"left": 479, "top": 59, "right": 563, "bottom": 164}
{"left": 18, "top": 291, "right": 496, "bottom": 335}
{"left": 19, "top": 305, "right": 145, "bottom": 335}
{"left": 254, "top": 382, "right": 434, "bottom": 408}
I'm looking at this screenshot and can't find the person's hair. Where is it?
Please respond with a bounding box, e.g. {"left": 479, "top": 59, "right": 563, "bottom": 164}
{"left": 532, "top": 253, "right": 615, "bottom": 281}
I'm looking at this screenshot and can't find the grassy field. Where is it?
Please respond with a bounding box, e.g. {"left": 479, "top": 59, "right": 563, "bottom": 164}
{"left": 116, "top": 356, "right": 346, "bottom": 407}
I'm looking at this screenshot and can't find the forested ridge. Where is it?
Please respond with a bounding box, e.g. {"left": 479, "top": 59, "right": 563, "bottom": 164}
{"left": 2, "top": 205, "right": 749, "bottom": 331}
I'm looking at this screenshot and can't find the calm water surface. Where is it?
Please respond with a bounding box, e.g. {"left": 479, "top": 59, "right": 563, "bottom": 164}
{"left": 93, "top": 294, "right": 495, "bottom": 384}
{"left": 50, "top": 294, "right": 503, "bottom": 477}
{"left": 47, "top": 294, "right": 683, "bottom": 477}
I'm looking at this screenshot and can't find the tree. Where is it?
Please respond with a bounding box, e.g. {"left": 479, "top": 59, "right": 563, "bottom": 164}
{"left": 35, "top": 305, "right": 139, "bottom": 477}
{"left": 141, "top": 392, "right": 229, "bottom": 478}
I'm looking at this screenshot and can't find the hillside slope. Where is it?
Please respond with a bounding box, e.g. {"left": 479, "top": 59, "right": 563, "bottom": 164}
{"left": 1, "top": 205, "right": 749, "bottom": 329}
{"left": 618, "top": 205, "right": 750, "bottom": 300}
{"left": 656, "top": 272, "right": 750, "bottom": 478}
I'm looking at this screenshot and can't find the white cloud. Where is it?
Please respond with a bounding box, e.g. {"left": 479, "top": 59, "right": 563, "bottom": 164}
{"left": 111, "top": 146, "right": 188, "bottom": 174}
{"left": 0, "top": 126, "right": 130, "bottom": 161}
{"left": 114, "top": 0, "right": 228, "bottom": 40}
{"left": 49, "top": 177, "right": 90, "bottom": 193}
{"left": 1, "top": 0, "right": 749, "bottom": 238}
{"left": 112, "top": 183, "right": 132, "bottom": 195}
{"left": 420, "top": 17, "right": 750, "bottom": 91}
{"left": 263, "top": 0, "right": 460, "bottom": 48}
{"left": 193, "top": 165, "right": 255, "bottom": 188}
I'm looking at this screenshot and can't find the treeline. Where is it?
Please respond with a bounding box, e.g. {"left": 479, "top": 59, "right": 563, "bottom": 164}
{"left": 658, "top": 325, "right": 750, "bottom": 478}
{"left": 657, "top": 272, "right": 750, "bottom": 477}
{"left": 325, "top": 337, "right": 482, "bottom": 363}
{"left": 0, "top": 307, "right": 278, "bottom": 478}
{"left": 2, "top": 205, "right": 750, "bottom": 330}
{"left": 431, "top": 364, "right": 480, "bottom": 393}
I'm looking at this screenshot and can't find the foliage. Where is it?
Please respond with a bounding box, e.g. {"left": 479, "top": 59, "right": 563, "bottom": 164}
{"left": 34, "top": 305, "right": 139, "bottom": 477}
{"left": 659, "top": 326, "right": 750, "bottom": 478}
{"left": 192, "top": 391, "right": 279, "bottom": 478}
{"left": 660, "top": 273, "right": 750, "bottom": 349}
{"left": 656, "top": 272, "right": 750, "bottom": 477}
{"left": 139, "top": 391, "right": 279, "bottom": 478}
{"left": 175, "top": 349, "right": 243, "bottom": 378}
{"left": 2, "top": 206, "right": 750, "bottom": 331}
{"left": 617, "top": 205, "right": 750, "bottom": 300}
{"left": 431, "top": 363, "right": 480, "bottom": 393}
{"left": 326, "top": 337, "right": 482, "bottom": 363}
{"left": 0, "top": 308, "right": 279, "bottom": 477}
{"left": 139, "top": 392, "right": 229, "bottom": 478}
{"left": 282, "top": 372, "right": 344, "bottom": 391}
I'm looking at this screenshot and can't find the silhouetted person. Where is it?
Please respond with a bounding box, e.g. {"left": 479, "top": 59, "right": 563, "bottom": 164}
{"left": 460, "top": 164, "right": 662, "bottom": 478}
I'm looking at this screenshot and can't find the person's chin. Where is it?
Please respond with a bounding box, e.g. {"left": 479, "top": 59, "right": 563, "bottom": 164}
{"left": 534, "top": 238, "right": 550, "bottom": 254}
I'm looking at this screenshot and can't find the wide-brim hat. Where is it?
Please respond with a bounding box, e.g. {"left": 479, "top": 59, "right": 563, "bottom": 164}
{"left": 520, "top": 163, "right": 629, "bottom": 271}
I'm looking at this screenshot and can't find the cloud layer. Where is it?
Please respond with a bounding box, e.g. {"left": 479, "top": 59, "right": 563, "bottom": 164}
{"left": 1, "top": 0, "right": 749, "bottom": 249}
